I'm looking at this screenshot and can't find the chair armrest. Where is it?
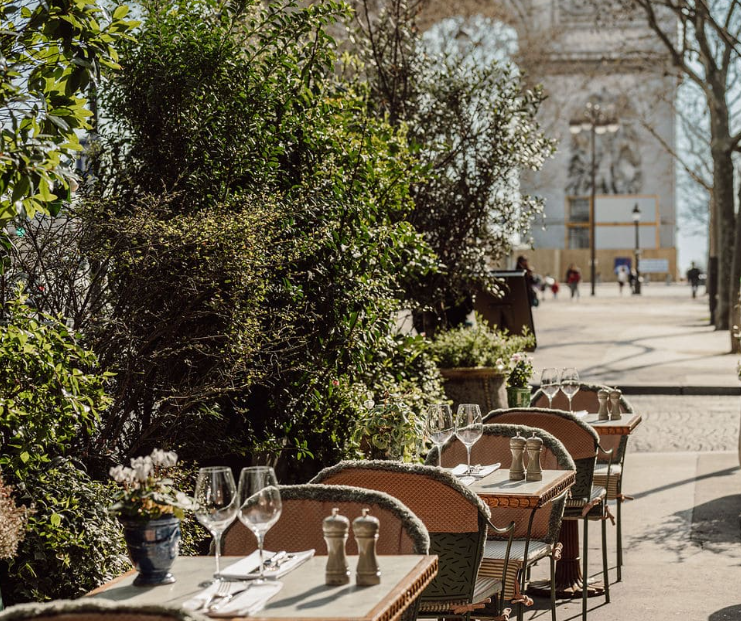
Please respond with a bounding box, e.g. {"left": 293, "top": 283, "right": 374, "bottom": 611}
{"left": 486, "top": 519, "right": 516, "bottom": 611}
{"left": 597, "top": 444, "right": 614, "bottom": 499}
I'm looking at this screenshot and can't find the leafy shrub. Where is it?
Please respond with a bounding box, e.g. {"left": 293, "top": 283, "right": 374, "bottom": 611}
{"left": 0, "top": 295, "right": 111, "bottom": 481}
{"left": 0, "top": 460, "right": 130, "bottom": 604}
{"left": 427, "top": 317, "right": 535, "bottom": 369}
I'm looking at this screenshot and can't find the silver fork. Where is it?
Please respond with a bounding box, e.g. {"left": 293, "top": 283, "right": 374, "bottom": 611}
{"left": 203, "top": 580, "right": 231, "bottom": 611}
{"left": 209, "top": 584, "right": 253, "bottom": 612}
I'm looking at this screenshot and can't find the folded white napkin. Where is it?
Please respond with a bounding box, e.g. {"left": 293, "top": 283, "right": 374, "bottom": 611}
{"left": 449, "top": 463, "right": 501, "bottom": 478}
{"left": 183, "top": 580, "right": 283, "bottom": 617}
{"left": 218, "top": 549, "right": 314, "bottom": 581}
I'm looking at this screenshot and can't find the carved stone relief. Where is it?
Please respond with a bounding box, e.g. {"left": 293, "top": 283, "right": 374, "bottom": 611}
{"left": 566, "top": 119, "right": 642, "bottom": 196}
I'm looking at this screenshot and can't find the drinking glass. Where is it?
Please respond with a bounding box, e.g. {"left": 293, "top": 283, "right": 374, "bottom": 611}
{"left": 560, "top": 368, "right": 580, "bottom": 411}
{"left": 455, "top": 404, "right": 483, "bottom": 475}
{"left": 238, "top": 466, "right": 282, "bottom": 583}
{"left": 426, "top": 404, "right": 455, "bottom": 465}
{"left": 194, "top": 466, "right": 239, "bottom": 581}
{"left": 540, "top": 367, "right": 560, "bottom": 408}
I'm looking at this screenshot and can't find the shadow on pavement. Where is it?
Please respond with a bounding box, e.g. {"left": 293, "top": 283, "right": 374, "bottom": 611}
{"left": 691, "top": 493, "right": 741, "bottom": 550}
{"left": 709, "top": 604, "right": 741, "bottom": 620}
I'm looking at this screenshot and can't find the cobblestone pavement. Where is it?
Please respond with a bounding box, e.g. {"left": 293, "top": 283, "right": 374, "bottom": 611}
{"left": 628, "top": 395, "right": 741, "bottom": 452}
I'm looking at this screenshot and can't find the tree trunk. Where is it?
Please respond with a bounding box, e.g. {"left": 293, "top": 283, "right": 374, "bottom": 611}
{"left": 708, "top": 93, "right": 734, "bottom": 331}
{"left": 731, "top": 171, "right": 741, "bottom": 352}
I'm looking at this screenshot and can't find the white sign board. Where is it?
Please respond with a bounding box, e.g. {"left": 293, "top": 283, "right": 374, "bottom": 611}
{"left": 639, "top": 258, "right": 669, "bottom": 273}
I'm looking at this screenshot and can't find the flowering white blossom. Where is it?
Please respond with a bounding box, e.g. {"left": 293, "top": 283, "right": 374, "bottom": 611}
{"left": 130, "top": 456, "right": 153, "bottom": 482}
{"left": 150, "top": 449, "right": 178, "bottom": 467}
{"left": 109, "top": 465, "right": 136, "bottom": 484}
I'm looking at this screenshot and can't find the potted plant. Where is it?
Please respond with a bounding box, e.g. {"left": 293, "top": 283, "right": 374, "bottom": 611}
{"left": 109, "top": 449, "right": 195, "bottom": 586}
{"left": 0, "top": 472, "right": 27, "bottom": 610}
{"left": 352, "top": 398, "right": 426, "bottom": 462}
{"left": 506, "top": 352, "right": 534, "bottom": 407}
{"left": 427, "top": 316, "right": 534, "bottom": 412}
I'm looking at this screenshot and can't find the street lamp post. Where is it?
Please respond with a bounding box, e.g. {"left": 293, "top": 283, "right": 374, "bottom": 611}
{"left": 569, "top": 102, "right": 619, "bottom": 296}
{"left": 632, "top": 203, "right": 642, "bottom": 295}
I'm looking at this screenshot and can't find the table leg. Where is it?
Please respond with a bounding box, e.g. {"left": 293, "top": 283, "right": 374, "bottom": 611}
{"left": 528, "top": 520, "right": 605, "bottom": 599}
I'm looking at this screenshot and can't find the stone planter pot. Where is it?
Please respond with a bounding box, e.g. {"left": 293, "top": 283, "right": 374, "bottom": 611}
{"left": 120, "top": 515, "right": 181, "bottom": 586}
{"left": 439, "top": 368, "right": 508, "bottom": 413}
{"left": 507, "top": 386, "right": 532, "bottom": 408}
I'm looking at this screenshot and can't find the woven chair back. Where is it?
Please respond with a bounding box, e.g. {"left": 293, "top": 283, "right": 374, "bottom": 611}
{"left": 0, "top": 601, "right": 208, "bottom": 621}
{"left": 530, "top": 385, "right": 634, "bottom": 462}
{"left": 311, "top": 461, "right": 489, "bottom": 604}
{"left": 221, "top": 484, "right": 429, "bottom": 557}
{"left": 483, "top": 409, "right": 599, "bottom": 501}
{"left": 429, "top": 424, "right": 572, "bottom": 543}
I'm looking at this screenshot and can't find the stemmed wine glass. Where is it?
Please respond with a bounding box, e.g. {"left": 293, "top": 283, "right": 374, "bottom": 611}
{"left": 194, "top": 466, "right": 239, "bottom": 582}
{"left": 455, "top": 404, "right": 483, "bottom": 475}
{"left": 238, "top": 466, "right": 283, "bottom": 583}
{"left": 426, "top": 404, "right": 455, "bottom": 466}
{"left": 540, "top": 368, "right": 560, "bottom": 408}
{"left": 560, "top": 367, "right": 580, "bottom": 411}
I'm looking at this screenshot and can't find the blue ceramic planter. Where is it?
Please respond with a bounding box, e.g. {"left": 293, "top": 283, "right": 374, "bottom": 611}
{"left": 121, "top": 516, "right": 181, "bottom": 586}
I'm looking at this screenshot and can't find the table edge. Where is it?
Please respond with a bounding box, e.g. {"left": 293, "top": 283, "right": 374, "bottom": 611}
{"left": 478, "top": 470, "right": 575, "bottom": 509}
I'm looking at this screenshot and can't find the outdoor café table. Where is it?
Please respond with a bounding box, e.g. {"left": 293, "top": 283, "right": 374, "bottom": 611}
{"left": 467, "top": 468, "right": 575, "bottom": 511}
{"left": 531, "top": 411, "right": 644, "bottom": 598}
{"left": 89, "top": 555, "right": 438, "bottom": 621}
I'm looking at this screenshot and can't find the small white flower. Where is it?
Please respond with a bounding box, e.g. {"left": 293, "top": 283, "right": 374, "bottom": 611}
{"left": 109, "top": 465, "right": 126, "bottom": 483}
{"left": 150, "top": 449, "right": 167, "bottom": 466}
{"left": 133, "top": 461, "right": 153, "bottom": 482}
{"left": 119, "top": 467, "right": 136, "bottom": 483}
{"left": 162, "top": 451, "right": 178, "bottom": 467}
{"left": 364, "top": 399, "right": 375, "bottom": 410}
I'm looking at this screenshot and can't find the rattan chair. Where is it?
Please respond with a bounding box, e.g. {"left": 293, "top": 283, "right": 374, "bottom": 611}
{"left": 483, "top": 408, "right": 613, "bottom": 621}
{"left": 222, "top": 483, "right": 430, "bottom": 556}
{"left": 427, "top": 424, "right": 573, "bottom": 621}
{"left": 221, "top": 483, "right": 431, "bottom": 621}
{"left": 0, "top": 600, "right": 208, "bottom": 621}
{"left": 311, "top": 461, "right": 515, "bottom": 621}
{"left": 531, "top": 384, "right": 635, "bottom": 581}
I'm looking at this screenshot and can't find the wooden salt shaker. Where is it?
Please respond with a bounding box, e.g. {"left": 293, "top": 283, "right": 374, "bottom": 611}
{"left": 509, "top": 433, "right": 526, "bottom": 481}
{"left": 597, "top": 389, "right": 610, "bottom": 421}
{"left": 525, "top": 434, "right": 543, "bottom": 481}
{"left": 353, "top": 509, "right": 381, "bottom": 586}
{"left": 609, "top": 389, "right": 622, "bottom": 420}
{"left": 323, "top": 508, "right": 350, "bottom": 585}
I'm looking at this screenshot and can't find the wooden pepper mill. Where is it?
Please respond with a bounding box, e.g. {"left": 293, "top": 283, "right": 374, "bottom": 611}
{"left": 597, "top": 389, "right": 610, "bottom": 421}
{"left": 323, "top": 508, "right": 350, "bottom": 585}
{"left": 509, "top": 433, "right": 526, "bottom": 481}
{"left": 353, "top": 509, "right": 381, "bottom": 586}
{"left": 609, "top": 389, "right": 622, "bottom": 420}
{"left": 525, "top": 434, "right": 543, "bottom": 481}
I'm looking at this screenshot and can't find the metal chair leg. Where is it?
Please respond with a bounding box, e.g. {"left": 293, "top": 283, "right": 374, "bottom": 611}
{"left": 616, "top": 497, "right": 623, "bottom": 582}
{"left": 601, "top": 516, "right": 610, "bottom": 604}
{"left": 550, "top": 554, "right": 557, "bottom": 621}
{"left": 582, "top": 519, "right": 588, "bottom": 621}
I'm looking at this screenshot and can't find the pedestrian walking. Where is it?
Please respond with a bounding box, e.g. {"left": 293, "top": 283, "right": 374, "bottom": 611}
{"left": 686, "top": 262, "right": 701, "bottom": 298}
{"left": 516, "top": 255, "right": 539, "bottom": 307}
{"left": 565, "top": 263, "right": 581, "bottom": 300}
{"left": 616, "top": 265, "right": 629, "bottom": 295}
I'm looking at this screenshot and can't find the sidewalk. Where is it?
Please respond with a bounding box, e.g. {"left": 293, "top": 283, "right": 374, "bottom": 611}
{"left": 525, "top": 451, "right": 741, "bottom": 620}
{"left": 521, "top": 284, "right": 741, "bottom": 620}
{"left": 530, "top": 283, "right": 739, "bottom": 391}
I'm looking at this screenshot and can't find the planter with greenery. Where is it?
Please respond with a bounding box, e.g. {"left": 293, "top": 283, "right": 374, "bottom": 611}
{"left": 109, "top": 450, "right": 194, "bottom": 586}
{"left": 427, "top": 318, "right": 534, "bottom": 412}
{"left": 506, "top": 353, "right": 534, "bottom": 408}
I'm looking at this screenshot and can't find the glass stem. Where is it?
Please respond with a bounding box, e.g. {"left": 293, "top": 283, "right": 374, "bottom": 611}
{"left": 214, "top": 531, "right": 222, "bottom": 577}
{"left": 258, "top": 533, "right": 266, "bottom": 581}
{"left": 568, "top": 396, "right": 573, "bottom": 411}
{"left": 466, "top": 445, "right": 472, "bottom": 474}
{"left": 548, "top": 393, "right": 553, "bottom": 408}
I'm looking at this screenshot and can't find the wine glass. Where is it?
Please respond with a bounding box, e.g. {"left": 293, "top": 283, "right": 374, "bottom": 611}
{"left": 455, "top": 404, "right": 483, "bottom": 475}
{"left": 238, "top": 466, "right": 282, "bottom": 583}
{"left": 560, "top": 367, "right": 580, "bottom": 411}
{"left": 540, "top": 367, "right": 560, "bottom": 408}
{"left": 194, "top": 466, "right": 239, "bottom": 582}
{"left": 426, "top": 404, "right": 455, "bottom": 465}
